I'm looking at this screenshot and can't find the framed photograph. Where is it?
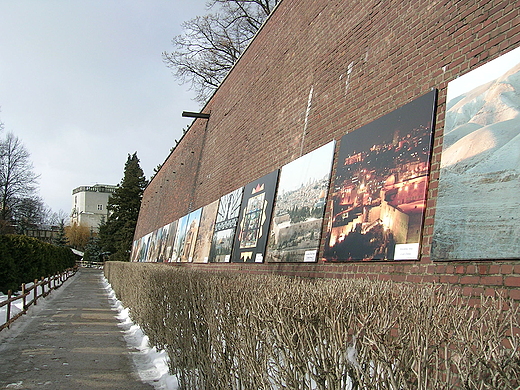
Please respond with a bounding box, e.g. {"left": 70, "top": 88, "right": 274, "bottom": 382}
{"left": 158, "top": 220, "right": 177, "bottom": 262}
{"left": 232, "top": 170, "right": 279, "bottom": 263}
{"left": 178, "top": 208, "right": 202, "bottom": 262}
{"left": 432, "top": 47, "right": 520, "bottom": 260}
{"left": 209, "top": 187, "right": 244, "bottom": 262}
{"left": 266, "top": 141, "right": 335, "bottom": 262}
{"left": 323, "top": 90, "right": 437, "bottom": 262}
{"left": 192, "top": 200, "right": 219, "bottom": 263}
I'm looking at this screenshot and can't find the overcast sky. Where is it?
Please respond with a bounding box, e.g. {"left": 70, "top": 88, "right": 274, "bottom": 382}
{"left": 0, "top": 1, "right": 207, "bottom": 217}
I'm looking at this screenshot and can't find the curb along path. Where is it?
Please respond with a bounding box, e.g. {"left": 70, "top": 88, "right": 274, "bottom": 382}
{"left": 0, "top": 268, "right": 153, "bottom": 390}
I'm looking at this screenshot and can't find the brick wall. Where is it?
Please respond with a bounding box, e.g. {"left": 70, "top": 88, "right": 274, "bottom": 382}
{"left": 135, "top": 0, "right": 520, "bottom": 298}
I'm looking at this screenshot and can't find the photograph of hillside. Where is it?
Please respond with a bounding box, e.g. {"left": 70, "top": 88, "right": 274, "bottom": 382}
{"left": 209, "top": 187, "right": 243, "bottom": 262}
{"left": 432, "top": 47, "right": 520, "bottom": 260}
{"left": 266, "top": 141, "right": 335, "bottom": 262}
{"left": 323, "top": 90, "right": 436, "bottom": 262}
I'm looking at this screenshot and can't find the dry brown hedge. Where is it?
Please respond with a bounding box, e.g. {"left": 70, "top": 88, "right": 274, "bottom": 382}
{"left": 105, "top": 262, "right": 520, "bottom": 390}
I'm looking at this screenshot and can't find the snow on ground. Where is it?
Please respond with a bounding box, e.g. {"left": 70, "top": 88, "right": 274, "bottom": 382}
{"left": 0, "top": 282, "right": 36, "bottom": 330}
{"left": 1, "top": 272, "right": 179, "bottom": 390}
{"left": 101, "top": 276, "right": 180, "bottom": 390}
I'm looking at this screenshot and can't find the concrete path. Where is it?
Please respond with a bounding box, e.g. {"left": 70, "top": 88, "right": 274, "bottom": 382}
{"left": 0, "top": 268, "right": 153, "bottom": 390}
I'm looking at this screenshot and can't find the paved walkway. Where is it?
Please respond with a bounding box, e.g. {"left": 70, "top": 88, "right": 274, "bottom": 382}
{"left": 0, "top": 268, "right": 153, "bottom": 390}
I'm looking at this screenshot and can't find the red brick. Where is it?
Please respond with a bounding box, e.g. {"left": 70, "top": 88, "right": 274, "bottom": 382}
{"left": 479, "top": 276, "right": 503, "bottom": 286}
{"left": 509, "top": 289, "right": 520, "bottom": 301}
{"left": 460, "top": 276, "right": 480, "bottom": 285}
{"left": 505, "top": 277, "right": 520, "bottom": 287}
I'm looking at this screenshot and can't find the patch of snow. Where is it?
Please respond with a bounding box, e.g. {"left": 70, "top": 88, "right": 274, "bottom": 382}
{"left": 102, "top": 276, "right": 179, "bottom": 390}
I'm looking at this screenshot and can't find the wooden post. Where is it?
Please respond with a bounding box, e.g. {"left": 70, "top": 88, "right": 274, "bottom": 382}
{"left": 34, "top": 279, "right": 38, "bottom": 305}
{"left": 6, "top": 290, "right": 11, "bottom": 325}
{"left": 22, "top": 284, "right": 27, "bottom": 312}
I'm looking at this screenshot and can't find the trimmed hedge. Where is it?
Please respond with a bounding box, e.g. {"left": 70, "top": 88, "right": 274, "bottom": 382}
{"left": 0, "top": 235, "right": 76, "bottom": 293}
{"left": 105, "top": 262, "right": 520, "bottom": 390}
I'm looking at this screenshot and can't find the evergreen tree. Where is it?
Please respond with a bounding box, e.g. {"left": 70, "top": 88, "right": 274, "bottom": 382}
{"left": 83, "top": 230, "right": 102, "bottom": 263}
{"left": 99, "top": 153, "right": 147, "bottom": 261}
{"left": 53, "top": 218, "right": 68, "bottom": 247}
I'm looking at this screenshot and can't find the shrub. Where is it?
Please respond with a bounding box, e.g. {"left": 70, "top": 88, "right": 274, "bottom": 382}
{"left": 0, "top": 235, "right": 76, "bottom": 293}
{"left": 105, "top": 262, "right": 520, "bottom": 390}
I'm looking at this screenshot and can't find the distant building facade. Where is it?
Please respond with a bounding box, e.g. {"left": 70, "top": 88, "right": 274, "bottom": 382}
{"left": 25, "top": 224, "right": 59, "bottom": 244}
{"left": 71, "top": 184, "right": 117, "bottom": 231}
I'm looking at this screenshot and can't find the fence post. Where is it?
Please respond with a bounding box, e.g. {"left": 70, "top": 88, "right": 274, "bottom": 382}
{"left": 6, "top": 290, "right": 11, "bottom": 326}
{"left": 34, "top": 279, "right": 38, "bottom": 305}
{"left": 22, "top": 284, "right": 27, "bottom": 312}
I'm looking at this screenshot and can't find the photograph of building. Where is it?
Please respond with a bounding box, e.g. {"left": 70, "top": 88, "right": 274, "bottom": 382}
{"left": 324, "top": 91, "right": 436, "bottom": 261}
{"left": 232, "top": 170, "right": 279, "bottom": 263}
{"left": 209, "top": 188, "right": 243, "bottom": 263}
{"left": 192, "top": 200, "right": 219, "bottom": 263}
{"left": 266, "top": 141, "right": 335, "bottom": 262}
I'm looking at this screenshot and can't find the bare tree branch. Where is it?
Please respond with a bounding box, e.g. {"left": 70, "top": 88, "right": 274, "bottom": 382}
{"left": 163, "top": 0, "right": 278, "bottom": 103}
{"left": 0, "top": 132, "right": 40, "bottom": 223}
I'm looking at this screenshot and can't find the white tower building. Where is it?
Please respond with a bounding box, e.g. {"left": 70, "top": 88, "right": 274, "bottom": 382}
{"left": 71, "top": 184, "right": 117, "bottom": 231}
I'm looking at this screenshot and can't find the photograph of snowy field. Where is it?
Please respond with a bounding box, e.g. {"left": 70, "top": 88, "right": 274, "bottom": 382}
{"left": 324, "top": 90, "right": 437, "bottom": 262}
{"left": 266, "top": 141, "right": 335, "bottom": 262}
{"left": 432, "top": 47, "right": 520, "bottom": 261}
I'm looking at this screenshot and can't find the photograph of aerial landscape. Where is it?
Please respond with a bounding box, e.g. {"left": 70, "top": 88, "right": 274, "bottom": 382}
{"left": 432, "top": 47, "right": 520, "bottom": 261}
{"left": 209, "top": 187, "right": 243, "bottom": 262}
{"left": 266, "top": 141, "right": 335, "bottom": 262}
{"left": 323, "top": 90, "right": 436, "bottom": 262}
{"left": 232, "top": 170, "right": 279, "bottom": 263}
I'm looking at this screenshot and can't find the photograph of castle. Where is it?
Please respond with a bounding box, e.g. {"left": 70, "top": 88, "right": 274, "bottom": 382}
{"left": 266, "top": 141, "right": 335, "bottom": 262}
{"left": 209, "top": 187, "right": 244, "bottom": 262}
{"left": 323, "top": 90, "right": 436, "bottom": 262}
{"left": 232, "top": 170, "right": 279, "bottom": 263}
{"left": 432, "top": 47, "right": 520, "bottom": 261}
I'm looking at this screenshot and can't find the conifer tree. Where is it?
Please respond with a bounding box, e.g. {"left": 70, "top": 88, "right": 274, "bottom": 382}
{"left": 83, "top": 230, "right": 102, "bottom": 263}
{"left": 53, "top": 218, "right": 68, "bottom": 247}
{"left": 99, "top": 153, "right": 147, "bottom": 261}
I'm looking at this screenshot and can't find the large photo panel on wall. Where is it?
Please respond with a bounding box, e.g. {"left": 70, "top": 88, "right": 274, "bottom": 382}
{"left": 266, "top": 141, "right": 335, "bottom": 262}
{"left": 231, "top": 170, "right": 279, "bottom": 263}
{"left": 323, "top": 90, "right": 437, "bottom": 262}
{"left": 209, "top": 187, "right": 244, "bottom": 262}
{"left": 192, "top": 200, "right": 219, "bottom": 263}
{"left": 432, "top": 47, "right": 520, "bottom": 261}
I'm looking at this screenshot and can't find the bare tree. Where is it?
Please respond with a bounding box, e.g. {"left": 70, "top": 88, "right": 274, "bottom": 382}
{"left": 163, "top": 0, "right": 278, "bottom": 103}
{"left": 0, "top": 132, "right": 40, "bottom": 224}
